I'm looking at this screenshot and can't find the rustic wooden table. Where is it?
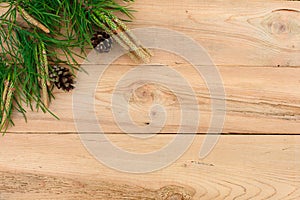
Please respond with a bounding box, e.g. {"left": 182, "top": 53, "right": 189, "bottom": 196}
{"left": 0, "top": 0, "right": 300, "bottom": 199}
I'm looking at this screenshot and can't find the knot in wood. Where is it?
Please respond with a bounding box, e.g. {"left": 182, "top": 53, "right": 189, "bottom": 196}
{"left": 262, "top": 9, "right": 300, "bottom": 36}
{"left": 132, "top": 84, "right": 155, "bottom": 105}
{"left": 130, "top": 83, "right": 178, "bottom": 107}
{"left": 268, "top": 20, "right": 290, "bottom": 35}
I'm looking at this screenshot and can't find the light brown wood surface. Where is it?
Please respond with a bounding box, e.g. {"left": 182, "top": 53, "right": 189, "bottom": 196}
{"left": 0, "top": 134, "right": 300, "bottom": 199}
{"left": 1, "top": 0, "right": 300, "bottom": 199}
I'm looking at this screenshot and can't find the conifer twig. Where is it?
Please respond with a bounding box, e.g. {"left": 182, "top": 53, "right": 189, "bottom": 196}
{"left": 113, "top": 17, "right": 153, "bottom": 58}
{"left": 1, "top": 80, "right": 9, "bottom": 108}
{"left": 41, "top": 42, "right": 50, "bottom": 86}
{"left": 41, "top": 80, "right": 48, "bottom": 108}
{"left": 91, "top": 13, "right": 140, "bottom": 61}
{"left": 17, "top": 6, "right": 50, "bottom": 33}
{"left": 38, "top": 43, "right": 49, "bottom": 108}
{"left": 1, "top": 81, "right": 14, "bottom": 132}
{"left": 92, "top": 10, "right": 152, "bottom": 63}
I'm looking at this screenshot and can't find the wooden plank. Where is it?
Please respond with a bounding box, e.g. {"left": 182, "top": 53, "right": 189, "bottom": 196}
{"left": 0, "top": 134, "right": 299, "bottom": 199}
{"left": 7, "top": 61, "right": 300, "bottom": 134}
{"left": 1, "top": 1, "right": 300, "bottom": 66}
{"left": 129, "top": 0, "right": 300, "bottom": 67}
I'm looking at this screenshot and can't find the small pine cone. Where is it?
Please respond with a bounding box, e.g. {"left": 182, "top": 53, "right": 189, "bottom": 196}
{"left": 49, "top": 65, "right": 75, "bottom": 92}
{"left": 91, "top": 31, "right": 113, "bottom": 53}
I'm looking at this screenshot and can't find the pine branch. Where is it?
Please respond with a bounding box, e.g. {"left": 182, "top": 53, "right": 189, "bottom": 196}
{"left": 0, "top": 0, "right": 151, "bottom": 134}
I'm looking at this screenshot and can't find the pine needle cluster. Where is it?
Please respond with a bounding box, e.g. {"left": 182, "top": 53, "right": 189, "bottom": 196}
{"left": 0, "top": 0, "right": 150, "bottom": 133}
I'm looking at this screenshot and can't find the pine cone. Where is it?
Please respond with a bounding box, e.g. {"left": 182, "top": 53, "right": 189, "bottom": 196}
{"left": 91, "top": 31, "right": 113, "bottom": 53}
{"left": 49, "top": 65, "right": 75, "bottom": 92}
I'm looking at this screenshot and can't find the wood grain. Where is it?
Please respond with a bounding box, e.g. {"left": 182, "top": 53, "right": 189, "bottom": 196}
{"left": 1, "top": 0, "right": 299, "bottom": 133}
{"left": 7, "top": 61, "right": 300, "bottom": 133}
{"left": 130, "top": 0, "right": 300, "bottom": 67}
{"left": 0, "top": 134, "right": 299, "bottom": 199}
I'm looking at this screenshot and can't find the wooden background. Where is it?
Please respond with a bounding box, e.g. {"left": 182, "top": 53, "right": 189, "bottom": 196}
{"left": 1, "top": 0, "right": 300, "bottom": 199}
